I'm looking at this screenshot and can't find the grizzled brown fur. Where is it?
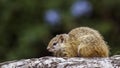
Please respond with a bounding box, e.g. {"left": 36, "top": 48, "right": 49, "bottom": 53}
{"left": 47, "top": 27, "right": 109, "bottom": 57}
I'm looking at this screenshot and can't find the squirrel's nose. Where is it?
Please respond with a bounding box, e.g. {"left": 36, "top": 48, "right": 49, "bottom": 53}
{"left": 47, "top": 47, "right": 52, "bottom": 52}
{"left": 47, "top": 47, "right": 50, "bottom": 50}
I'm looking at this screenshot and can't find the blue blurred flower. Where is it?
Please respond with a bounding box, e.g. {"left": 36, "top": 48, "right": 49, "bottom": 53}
{"left": 71, "top": 0, "right": 92, "bottom": 17}
{"left": 44, "top": 10, "right": 60, "bottom": 25}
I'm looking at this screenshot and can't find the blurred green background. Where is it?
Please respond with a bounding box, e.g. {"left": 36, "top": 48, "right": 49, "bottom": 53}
{"left": 0, "top": 0, "right": 120, "bottom": 62}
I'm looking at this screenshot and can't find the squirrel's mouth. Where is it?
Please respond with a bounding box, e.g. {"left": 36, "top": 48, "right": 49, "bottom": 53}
{"left": 48, "top": 49, "right": 56, "bottom": 52}
{"left": 47, "top": 47, "right": 54, "bottom": 52}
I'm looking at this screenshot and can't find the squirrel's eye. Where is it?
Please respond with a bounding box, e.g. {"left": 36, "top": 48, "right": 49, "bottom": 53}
{"left": 53, "top": 43, "right": 57, "bottom": 46}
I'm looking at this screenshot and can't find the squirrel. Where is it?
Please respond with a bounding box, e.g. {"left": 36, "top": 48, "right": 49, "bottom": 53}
{"left": 47, "top": 27, "right": 109, "bottom": 57}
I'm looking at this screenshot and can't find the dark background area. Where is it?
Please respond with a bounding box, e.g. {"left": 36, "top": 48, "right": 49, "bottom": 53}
{"left": 0, "top": 0, "right": 120, "bottom": 62}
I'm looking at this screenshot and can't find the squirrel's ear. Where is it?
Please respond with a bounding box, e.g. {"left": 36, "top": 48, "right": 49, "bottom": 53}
{"left": 59, "top": 35, "right": 64, "bottom": 43}
{"left": 69, "top": 34, "right": 75, "bottom": 41}
{"left": 69, "top": 34, "right": 74, "bottom": 37}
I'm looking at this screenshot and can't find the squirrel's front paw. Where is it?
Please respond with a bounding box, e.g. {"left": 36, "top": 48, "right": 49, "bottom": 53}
{"left": 62, "top": 52, "right": 71, "bottom": 57}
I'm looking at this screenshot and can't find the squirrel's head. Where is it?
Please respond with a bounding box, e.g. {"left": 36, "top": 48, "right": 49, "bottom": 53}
{"left": 47, "top": 34, "right": 69, "bottom": 52}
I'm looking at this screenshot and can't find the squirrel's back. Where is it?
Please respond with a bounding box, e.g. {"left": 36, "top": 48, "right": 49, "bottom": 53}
{"left": 69, "top": 27, "right": 103, "bottom": 39}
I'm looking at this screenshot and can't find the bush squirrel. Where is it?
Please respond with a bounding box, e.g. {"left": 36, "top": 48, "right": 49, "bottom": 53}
{"left": 47, "top": 27, "right": 109, "bottom": 57}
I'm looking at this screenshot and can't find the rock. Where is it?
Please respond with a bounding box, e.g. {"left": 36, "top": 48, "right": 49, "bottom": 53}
{"left": 0, "top": 55, "right": 120, "bottom": 68}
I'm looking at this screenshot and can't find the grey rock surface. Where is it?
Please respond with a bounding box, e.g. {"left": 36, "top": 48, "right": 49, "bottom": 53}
{"left": 0, "top": 55, "right": 120, "bottom": 68}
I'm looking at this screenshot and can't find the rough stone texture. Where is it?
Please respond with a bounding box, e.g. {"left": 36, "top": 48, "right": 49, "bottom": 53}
{"left": 0, "top": 55, "right": 120, "bottom": 68}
